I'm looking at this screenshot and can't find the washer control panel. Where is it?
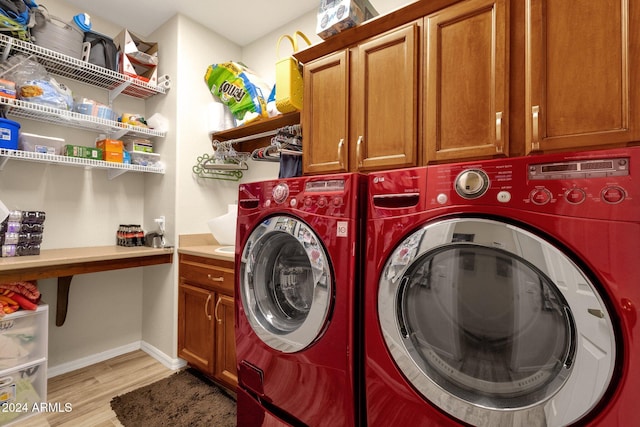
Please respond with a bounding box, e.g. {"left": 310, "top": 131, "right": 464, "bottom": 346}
{"left": 241, "top": 175, "right": 356, "bottom": 217}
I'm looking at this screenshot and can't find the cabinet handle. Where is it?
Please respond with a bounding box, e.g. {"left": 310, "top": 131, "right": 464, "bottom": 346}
{"left": 532, "top": 105, "right": 540, "bottom": 151}
{"left": 495, "top": 112, "right": 503, "bottom": 153}
{"left": 214, "top": 298, "right": 222, "bottom": 324}
{"left": 337, "top": 139, "right": 345, "bottom": 169}
{"left": 207, "top": 274, "right": 224, "bottom": 282}
{"left": 205, "top": 294, "right": 212, "bottom": 321}
{"left": 356, "top": 136, "right": 363, "bottom": 167}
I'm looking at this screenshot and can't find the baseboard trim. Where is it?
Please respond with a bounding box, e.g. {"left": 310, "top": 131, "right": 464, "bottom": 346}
{"left": 47, "top": 341, "right": 187, "bottom": 378}
{"left": 140, "top": 341, "right": 187, "bottom": 371}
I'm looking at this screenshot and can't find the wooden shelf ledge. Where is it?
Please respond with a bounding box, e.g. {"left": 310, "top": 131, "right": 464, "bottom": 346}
{"left": 0, "top": 246, "right": 174, "bottom": 326}
{"left": 209, "top": 112, "right": 300, "bottom": 154}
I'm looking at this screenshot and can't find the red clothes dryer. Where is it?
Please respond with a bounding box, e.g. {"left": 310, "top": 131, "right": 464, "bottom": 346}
{"left": 364, "top": 147, "right": 639, "bottom": 426}
{"left": 235, "top": 173, "right": 366, "bottom": 426}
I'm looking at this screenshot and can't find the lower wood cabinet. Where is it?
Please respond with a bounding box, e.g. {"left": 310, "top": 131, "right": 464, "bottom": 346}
{"left": 178, "top": 254, "right": 237, "bottom": 391}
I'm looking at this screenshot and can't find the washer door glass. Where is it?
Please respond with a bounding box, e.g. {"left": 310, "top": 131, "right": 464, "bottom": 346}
{"left": 379, "top": 218, "right": 615, "bottom": 426}
{"left": 240, "top": 215, "right": 332, "bottom": 353}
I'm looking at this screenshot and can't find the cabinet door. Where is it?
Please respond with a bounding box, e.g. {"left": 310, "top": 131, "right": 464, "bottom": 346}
{"left": 352, "top": 23, "right": 419, "bottom": 171}
{"left": 214, "top": 293, "right": 237, "bottom": 390}
{"left": 178, "top": 282, "right": 214, "bottom": 376}
{"left": 425, "top": 0, "right": 509, "bottom": 163}
{"left": 525, "top": 0, "right": 639, "bottom": 153}
{"left": 303, "top": 50, "right": 349, "bottom": 174}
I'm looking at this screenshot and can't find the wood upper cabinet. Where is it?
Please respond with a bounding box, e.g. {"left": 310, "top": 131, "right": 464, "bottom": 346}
{"left": 178, "top": 254, "right": 237, "bottom": 391}
{"left": 303, "top": 50, "right": 349, "bottom": 174}
{"left": 424, "top": 0, "right": 509, "bottom": 163}
{"left": 525, "top": 0, "right": 640, "bottom": 153}
{"left": 351, "top": 23, "right": 419, "bottom": 171}
{"left": 298, "top": 0, "right": 640, "bottom": 168}
{"left": 302, "top": 22, "right": 420, "bottom": 174}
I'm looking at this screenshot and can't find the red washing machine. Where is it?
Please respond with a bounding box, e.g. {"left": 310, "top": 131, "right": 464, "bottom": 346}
{"left": 364, "top": 147, "right": 640, "bottom": 426}
{"left": 235, "top": 173, "right": 366, "bottom": 427}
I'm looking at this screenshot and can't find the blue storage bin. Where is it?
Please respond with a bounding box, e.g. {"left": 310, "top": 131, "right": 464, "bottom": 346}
{"left": 0, "top": 118, "right": 20, "bottom": 150}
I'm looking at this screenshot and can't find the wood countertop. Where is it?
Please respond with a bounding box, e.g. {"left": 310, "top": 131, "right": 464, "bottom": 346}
{"left": 0, "top": 246, "right": 174, "bottom": 281}
{"left": 0, "top": 234, "right": 234, "bottom": 326}
{"left": 177, "top": 234, "right": 235, "bottom": 262}
{"left": 0, "top": 245, "right": 174, "bottom": 326}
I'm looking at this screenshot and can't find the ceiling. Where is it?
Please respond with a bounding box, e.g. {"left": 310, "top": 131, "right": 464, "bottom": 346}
{"left": 62, "top": 0, "right": 320, "bottom": 46}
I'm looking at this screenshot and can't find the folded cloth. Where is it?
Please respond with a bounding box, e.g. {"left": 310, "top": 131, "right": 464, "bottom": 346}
{"left": 0, "top": 281, "right": 40, "bottom": 302}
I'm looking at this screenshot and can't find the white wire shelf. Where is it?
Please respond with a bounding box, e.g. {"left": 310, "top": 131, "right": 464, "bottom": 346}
{"left": 0, "top": 148, "right": 165, "bottom": 179}
{"left": 0, "top": 97, "right": 165, "bottom": 139}
{"left": 0, "top": 34, "right": 165, "bottom": 99}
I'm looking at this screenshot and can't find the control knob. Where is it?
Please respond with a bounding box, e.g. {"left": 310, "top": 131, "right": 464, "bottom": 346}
{"left": 272, "top": 183, "right": 289, "bottom": 204}
{"left": 455, "top": 169, "right": 490, "bottom": 199}
{"left": 602, "top": 186, "right": 625, "bottom": 204}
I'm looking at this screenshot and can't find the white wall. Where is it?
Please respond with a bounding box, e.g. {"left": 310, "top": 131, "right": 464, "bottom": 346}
{"left": 140, "top": 13, "right": 247, "bottom": 362}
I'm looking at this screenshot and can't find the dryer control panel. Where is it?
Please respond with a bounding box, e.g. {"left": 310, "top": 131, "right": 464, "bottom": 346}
{"left": 432, "top": 148, "right": 638, "bottom": 222}
{"left": 368, "top": 147, "right": 639, "bottom": 222}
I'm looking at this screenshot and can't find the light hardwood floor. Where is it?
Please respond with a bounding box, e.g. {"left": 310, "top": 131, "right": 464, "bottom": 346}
{"left": 18, "top": 350, "right": 176, "bottom": 427}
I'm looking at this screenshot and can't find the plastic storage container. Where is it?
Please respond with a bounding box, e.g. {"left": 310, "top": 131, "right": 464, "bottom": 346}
{"left": 73, "top": 98, "right": 116, "bottom": 121}
{"left": 129, "top": 151, "right": 160, "bottom": 167}
{"left": 18, "top": 133, "right": 65, "bottom": 155}
{"left": 0, "top": 305, "right": 48, "bottom": 370}
{"left": 0, "top": 119, "right": 20, "bottom": 150}
{"left": 0, "top": 304, "right": 48, "bottom": 426}
{"left": 0, "top": 360, "right": 47, "bottom": 426}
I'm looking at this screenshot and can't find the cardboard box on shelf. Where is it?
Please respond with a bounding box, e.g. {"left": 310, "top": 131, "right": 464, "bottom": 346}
{"left": 316, "top": 0, "right": 378, "bottom": 39}
{"left": 96, "top": 138, "right": 124, "bottom": 162}
{"left": 114, "top": 29, "right": 158, "bottom": 85}
{"left": 0, "top": 79, "right": 16, "bottom": 99}
{"left": 103, "top": 150, "right": 123, "bottom": 163}
{"left": 64, "top": 145, "right": 102, "bottom": 160}
{"left": 122, "top": 136, "right": 153, "bottom": 153}
{"left": 96, "top": 138, "right": 124, "bottom": 153}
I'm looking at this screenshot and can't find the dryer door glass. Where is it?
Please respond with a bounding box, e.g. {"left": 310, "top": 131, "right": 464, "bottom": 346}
{"left": 379, "top": 218, "right": 616, "bottom": 426}
{"left": 240, "top": 215, "right": 332, "bottom": 353}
